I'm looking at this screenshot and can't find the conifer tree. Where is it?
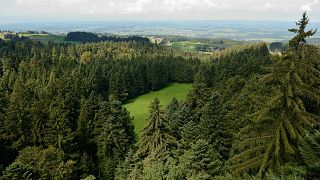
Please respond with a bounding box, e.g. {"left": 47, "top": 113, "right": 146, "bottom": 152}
{"left": 166, "top": 97, "right": 181, "bottom": 138}
{"left": 200, "top": 92, "right": 233, "bottom": 160}
{"left": 136, "top": 98, "right": 175, "bottom": 161}
{"left": 94, "top": 100, "right": 135, "bottom": 179}
{"left": 288, "top": 11, "right": 317, "bottom": 60}
{"left": 232, "top": 13, "right": 320, "bottom": 177}
{"left": 187, "top": 70, "right": 210, "bottom": 112}
{"left": 2, "top": 146, "right": 75, "bottom": 179}
{"left": 3, "top": 77, "right": 34, "bottom": 150}
{"left": 77, "top": 93, "right": 101, "bottom": 154}
{"left": 299, "top": 130, "right": 320, "bottom": 179}
{"left": 167, "top": 139, "right": 223, "bottom": 179}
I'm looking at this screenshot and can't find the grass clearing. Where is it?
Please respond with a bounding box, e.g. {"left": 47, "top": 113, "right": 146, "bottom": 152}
{"left": 123, "top": 83, "right": 192, "bottom": 137}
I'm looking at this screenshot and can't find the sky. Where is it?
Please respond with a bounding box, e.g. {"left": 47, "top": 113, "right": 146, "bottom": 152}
{"left": 0, "top": 0, "right": 320, "bottom": 23}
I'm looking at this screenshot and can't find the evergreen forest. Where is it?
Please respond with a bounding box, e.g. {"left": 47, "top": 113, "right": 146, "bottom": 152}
{"left": 0, "top": 12, "right": 320, "bottom": 180}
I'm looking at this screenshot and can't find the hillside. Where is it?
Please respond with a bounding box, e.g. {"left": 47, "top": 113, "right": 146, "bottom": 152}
{"left": 0, "top": 14, "right": 320, "bottom": 180}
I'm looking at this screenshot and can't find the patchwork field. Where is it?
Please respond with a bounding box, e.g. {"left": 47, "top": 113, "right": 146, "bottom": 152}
{"left": 123, "top": 83, "right": 192, "bottom": 137}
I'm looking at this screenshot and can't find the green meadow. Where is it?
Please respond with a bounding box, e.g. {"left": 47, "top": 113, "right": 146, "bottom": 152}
{"left": 123, "top": 83, "right": 192, "bottom": 137}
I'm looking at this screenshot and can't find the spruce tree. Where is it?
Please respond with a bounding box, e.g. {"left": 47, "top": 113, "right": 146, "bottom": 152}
{"left": 200, "top": 92, "right": 233, "bottom": 160}
{"left": 166, "top": 97, "right": 181, "bottom": 138}
{"left": 136, "top": 98, "right": 175, "bottom": 161}
{"left": 288, "top": 11, "right": 317, "bottom": 60}
{"left": 94, "top": 100, "right": 135, "bottom": 179}
{"left": 187, "top": 70, "right": 210, "bottom": 112}
{"left": 299, "top": 130, "right": 320, "bottom": 179}
{"left": 231, "top": 13, "right": 320, "bottom": 176}
{"left": 167, "top": 139, "right": 223, "bottom": 179}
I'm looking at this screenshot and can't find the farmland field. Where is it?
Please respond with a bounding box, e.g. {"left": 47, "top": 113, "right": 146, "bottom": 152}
{"left": 123, "top": 83, "right": 192, "bottom": 137}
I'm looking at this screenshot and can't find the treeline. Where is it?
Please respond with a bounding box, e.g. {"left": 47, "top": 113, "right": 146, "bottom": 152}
{"left": 112, "top": 18, "right": 320, "bottom": 178}
{"left": 65, "top": 32, "right": 149, "bottom": 43}
{"left": 113, "top": 12, "right": 320, "bottom": 179}
{"left": 111, "top": 43, "right": 273, "bottom": 179}
{"left": 1, "top": 12, "right": 320, "bottom": 180}
{"left": 0, "top": 39, "right": 199, "bottom": 179}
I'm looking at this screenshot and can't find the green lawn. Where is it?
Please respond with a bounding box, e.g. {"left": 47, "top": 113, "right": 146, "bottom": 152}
{"left": 123, "top": 83, "right": 192, "bottom": 137}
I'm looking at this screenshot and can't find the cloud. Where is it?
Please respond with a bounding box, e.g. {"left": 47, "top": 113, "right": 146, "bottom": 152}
{"left": 300, "top": 0, "right": 319, "bottom": 12}
{"left": 252, "top": 2, "right": 275, "bottom": 13}
{"left": 3, "top": 0, "right": 320, "bottom": 21}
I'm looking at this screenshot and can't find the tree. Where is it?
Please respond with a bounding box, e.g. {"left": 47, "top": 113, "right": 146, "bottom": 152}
{"left": 115, "top": 150, "right": 137, "bottom": 180}
{"left": 77, "top": 93, "right": 101, "bottom": 155}
{"left": 167, "top": 139, "right": 223, "bottom": 179}
{"left": 166, "top": 97, "right": 181, "bottom": 138}
{"left": 136, "top": 98, "right": 175, "bottom": 161}
{"left": 269, "top": 42, "right": 283, "bottom": 52}
{"left": 94, "top": 100, "right": 135, "bottom": 179}
{"left": 76, "top": 93, "right": 102, "bottom": 177}
{"left": 80, "top": 51, "right": 93, "bottom": 64}
{"left": 3, "top": 77, "right": 34, "bottom": 150}
{"left": 2, "top": 146, "right": 75, "bottom": 179}
{"left": 199, "top": 92, "right": 233, "bottom": 160}
{"left": 288, "top": 12, "right": 317, "bottom": 60}
{"left": 187, "top": 70, "right": 210, "bottom": 113}
{"left": 231, "top": 45, "right": 320, "bottom": 176}
{"left": 299, "top": 130, "right": 320, "bottom": 179}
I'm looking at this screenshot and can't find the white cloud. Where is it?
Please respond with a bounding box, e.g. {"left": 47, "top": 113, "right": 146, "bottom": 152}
{"left": 252, "top": 2, "right": 275, "bottom": 13}
{"left": 2, "top": 0, "right": 320, "bottom": 21}
{"left": 300, "top": 0, "right": 319, "bottom": 12}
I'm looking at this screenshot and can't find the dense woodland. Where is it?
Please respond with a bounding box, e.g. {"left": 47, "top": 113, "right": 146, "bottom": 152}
{"left": 65, "top": 32, "right": 149, "bottom": 43}
{"left": 1, "top": 13, "right": 320, "bottom": 179}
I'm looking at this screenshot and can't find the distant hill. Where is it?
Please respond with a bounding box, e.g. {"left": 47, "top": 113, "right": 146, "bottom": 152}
{"left": 65, "top": 31, "right": 149, "bottom": 43}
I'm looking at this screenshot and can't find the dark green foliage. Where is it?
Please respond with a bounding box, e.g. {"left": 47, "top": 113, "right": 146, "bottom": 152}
{"left": 199, "top": 93, "right": 233, "bottom": 160}
{"left": 187, "top": 69, "right": 211, "bottom": 112}
{"left": 269, "top": 42, "right": 284, "bottom": 51}
{"left": 65, "top": 32, "right": 149, "bottom": 43}
{"left": 0, "top": 39, "right": 199, "bottom": 178}
{"left": 167, "top": 139, "right": 223, "bottom": 179}
{"left": 114, "top": 150, "right": 136, "bottom": 180}
{"left": 2, "top": 146, "right": 75, "bottom": 179}
{"left": 1, "top": 14, "right": 320, "bottom": 179}
{"left": 1, "top": 164, "right": 34, "bottom": 180}
{"left": 231, "top": 13, "right": 320, "bottom": 177}
{"left": 289, "top": 12, "right": 317, "bottom": 60}
{"left": 166, "top": 97, "right": 181, "bottom": 139}
{"left": 94, "top": 100, "right": 135, "bottom": 179}
{"left": 299, "top": 130, "right": 320, "bottom": 179}
{"left": 136, "top": 98, "right": 175, "bottom": 161}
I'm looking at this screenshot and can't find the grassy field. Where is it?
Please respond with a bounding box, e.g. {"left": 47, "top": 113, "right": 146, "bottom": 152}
{"left": 170, "top": 39, "right": 247, "bottom": 52}
{"left": 171, "top": 41, "right": 201, "bottom": 51}
{"left": 123, "top": 83, "right": 192, "bottom": 137}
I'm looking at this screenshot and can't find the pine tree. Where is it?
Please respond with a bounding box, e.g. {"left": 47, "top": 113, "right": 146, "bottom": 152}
{"left": 199, "top": 92, "right": 233, "bottom": 160}
{"left": 166, "top": 97, "right": 181, "bottom": 138}
{"left": 186, "top": 70, "right": 210, "bottom": 113}
{"left": 167, "top": 139, "right": 223, "bottom": 179}
{"left": 299, "top": 130, "right": 320, "bottom": 179}
{"left": 231, "top": 14, "right": 320, "bottom": 176}
{"left": 3, "top": 77, "right": 34, "bottom": 150}
{"left": 94, "top": 100, "right": 135, "bottom": 179}
{"left": 77, "top": 93, "right": 101, "bottom": 176}
{"left": 3, "top": 146, "right": 75, "bottom": 179}
{"left": 288, "top": 12, "right": 317, "bottom": 60}
{"left": 115, "top": 150, "right": 138, "bottom": 180}
{"left": 136, "top": 98, "right": 175, "bottom": 161}
{"left": 77, "top": 93, "right": 101, "bottom": 154}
